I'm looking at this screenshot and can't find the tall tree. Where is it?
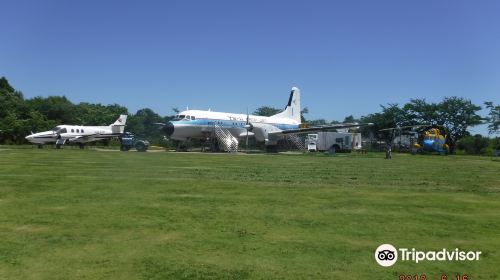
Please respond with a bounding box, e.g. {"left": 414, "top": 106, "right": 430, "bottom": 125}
{"left": 0, "top": 77, "right": 35, "bottom": 143}
{"left": 360, "top": 104, "right": 406, "bottom": 141}
{"left": 484, "top": 101, "right": 500, "bottom": 134}
{"left": 437, "top": 97, "right": 482, "bottom": 153}
{"left": 0, "top": 77, "right": 15, "bottom": 92}
{"left": 27, "top": 96, "right": 76, "bottom": 124}
{"left": 127, "top": 108, "right": 165, "bottom": 142}
{"left": 401, "top": 99, "right": 439, "bottom": 126}
{"left": 300, "top": 107, "right": 309, "bottom": 123}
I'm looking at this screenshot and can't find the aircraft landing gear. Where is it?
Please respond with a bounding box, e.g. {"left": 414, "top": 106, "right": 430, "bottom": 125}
{"left": 265, "top": 145, "right": 278, "bottom": 153}
{"left": 37, "top": 144, "right": 43, "bottom": 149}
{"left": 79, "top": 143, "right": 85, "bottom": 149}
{"left": 176, "top": 139, "right": 192, "bottom": 152}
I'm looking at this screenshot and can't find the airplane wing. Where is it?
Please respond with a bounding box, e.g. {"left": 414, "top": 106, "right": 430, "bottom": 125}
{"left": 268, "top": 123, "right": 373, "bottom": 136}
{"left": 238, "top": 131, "right": 255, "bottom": 138}
{"left": 67, "top": 135, "right": 95, "bottom": 143}
{"left": 67, "top": 133, "right": 121, "bottom": 143}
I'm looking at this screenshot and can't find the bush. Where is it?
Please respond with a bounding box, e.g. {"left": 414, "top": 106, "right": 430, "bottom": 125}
{"left": 456, "top": 135, "right": 490, "bottom": 155}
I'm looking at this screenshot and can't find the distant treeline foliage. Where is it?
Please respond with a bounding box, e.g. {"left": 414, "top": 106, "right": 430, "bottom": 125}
{"left": 457, "top": 135, "right": 500, "bottom": 155}
{"left": 1, "top": 76, "right": 498, "bottom": 154}
{"left": 0, "top": 77, "right": 170, "bottom": 144}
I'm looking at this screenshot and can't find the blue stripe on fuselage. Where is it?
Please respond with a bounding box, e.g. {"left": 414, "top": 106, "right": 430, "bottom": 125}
{"left": 171, "top": 119, "right": 299, "bottom": 131}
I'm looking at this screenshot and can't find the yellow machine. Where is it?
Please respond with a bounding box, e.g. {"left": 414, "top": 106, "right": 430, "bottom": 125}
{"left": 412, "top": 126, "right": 449, "bottom": 155}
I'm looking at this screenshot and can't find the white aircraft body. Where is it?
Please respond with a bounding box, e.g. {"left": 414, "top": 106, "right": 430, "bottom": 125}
{"left": 25, "top": 115, "right": 127, "bottom": 148}
{"left": 162, "top": 87, "right": 372, "bottom": 150}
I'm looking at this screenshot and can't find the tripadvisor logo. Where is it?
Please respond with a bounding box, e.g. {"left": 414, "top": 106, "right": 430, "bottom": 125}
{"left": 375, "top": 244, "right": 398, "bottom": 267}
{"left": 375, "top": 244, "right": 482, "bottom": 267}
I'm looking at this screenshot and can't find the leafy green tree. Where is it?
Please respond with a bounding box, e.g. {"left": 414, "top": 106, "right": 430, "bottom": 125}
{"left": 360, "top": 104, "right": 406, "bottom": 141}
{"left": 456, "top": 135, "right": 490, "bottom": 155}
{"left": 300, "top": 107, "right": 309, "bottom": 123}
{"left": 343, "top": 115, "right": 359, "bottom": 123}
{"left": 253, "top": 106, "right": 281, "bottom": 117}
{"left": 27, "top": 96, "right": 76, "bottom": 124}
{"left": 484, "top": 101, "right": 499, "bottom": 134}
{"left": 72, "top": 102, "right": 128, "bottom": 126}
{"left": 360, "top": 98, "right": 483, "bottom": 152}
{"left": 253, "top": 106, "right": 309, "bottom": 123}
{"left": 402, "top": 99, "right": 439, "bottom": 126}
{"left": 0, "top": 77, "right": 15, "bottom": 92}
{"left": 436, "top": 97, "right": 482, "bottom": 153}
{"left": 307, "top": 119, "right": 328, "bottom": 126}
{"left": 0, "top": 77, "right": 36, "bottom": 144}
{"left": 127, "top": 108, "right": 165, "bottom": 143}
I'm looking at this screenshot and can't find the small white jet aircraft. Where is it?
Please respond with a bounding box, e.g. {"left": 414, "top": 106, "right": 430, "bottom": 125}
{"left": 161, "top": 87, "right": 372, "bottom": 151}
{"left": 25, "top": 115, "right": 127, "bottom": 149}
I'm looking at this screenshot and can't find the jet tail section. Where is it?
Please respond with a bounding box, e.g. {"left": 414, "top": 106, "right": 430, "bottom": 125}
{"left": 271, "top": 87, "right": 301, "bottom": 123}
{"left": 111, "top": 114, "right": 127, "bottom": 133}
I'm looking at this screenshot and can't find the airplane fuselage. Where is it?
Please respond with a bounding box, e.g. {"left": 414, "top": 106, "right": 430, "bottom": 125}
{"left": 26, "top": 125, "right": 122, "bottom": 145}
{"left": 25, "top": 115, "right": 127, "bottom": 147}
{"left": 166, "top": 110, "right": 300, "bottom": 143}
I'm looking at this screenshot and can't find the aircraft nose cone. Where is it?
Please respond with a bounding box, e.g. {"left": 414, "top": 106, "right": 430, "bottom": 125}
{"left": 25, "top": 135, "right": 33, "bottom": 140}
{"left": 163, "top": 122, "right": 174, "bottom": 137}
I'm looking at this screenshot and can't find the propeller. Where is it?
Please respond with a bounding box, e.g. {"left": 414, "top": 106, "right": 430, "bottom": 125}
{"left": 154, "top": 122, "right": 168, "bottom": 134}
{"left": 154, "top": 122, "right": 167, "bottom": 126}
{"left": 245, "top": 107, "right": 250, "bottom": 151}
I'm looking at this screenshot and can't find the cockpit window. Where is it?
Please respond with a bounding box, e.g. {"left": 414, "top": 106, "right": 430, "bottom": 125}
{"left": 51, "top": 126, "right": 67, "bottom": 133}
{"left": 173, "top": 114, "right": 192, "bottom": 121}
{"left": 191, "top": 116, "right": 196, "bottom": 120}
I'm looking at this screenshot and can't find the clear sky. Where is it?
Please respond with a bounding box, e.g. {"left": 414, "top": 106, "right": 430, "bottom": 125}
{"left": 1, "top": 0, "right": 499, "bottom": 134}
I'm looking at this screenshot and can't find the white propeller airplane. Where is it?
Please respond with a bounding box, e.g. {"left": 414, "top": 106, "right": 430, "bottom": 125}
{"left": 160, "top": 87, "right": 373, "bottom": 152}
{"left": 25, "top": 115, "right": 127, "bottom": 149}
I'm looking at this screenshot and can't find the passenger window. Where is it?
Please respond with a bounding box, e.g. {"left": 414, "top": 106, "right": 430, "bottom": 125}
{"left": 76, "top": 129, "right": 80, "bottom": 133}
{"left": 71, "top": 129, "right": 74, "bottom": 133}
{"left": 191, "top": 116, "right": 195, "bottom": 120}
{"left": 81, "top": 129, "right": 84, "bottom": 133}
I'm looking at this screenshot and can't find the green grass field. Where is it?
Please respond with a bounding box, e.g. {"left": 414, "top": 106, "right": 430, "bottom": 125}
{"left": 0, "top": 148, "right": 499, "bottom": 279}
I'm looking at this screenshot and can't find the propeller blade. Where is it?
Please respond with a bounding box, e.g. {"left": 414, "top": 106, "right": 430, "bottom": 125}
{"left": 246, "top": 130, "right": 249, "bottom": 150}
{"left": 246, "top": 107, "right": 249, "bottom": 151}
{"left": 246, "top": 107, "right": 249, "bottom": 125}
{"left": 244, "top": 107, "right": 253, "bottom": 131}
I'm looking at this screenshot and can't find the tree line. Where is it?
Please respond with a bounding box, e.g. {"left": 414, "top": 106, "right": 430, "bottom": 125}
{"left": 0, "top": 77, "right": 170, "bottom": 144}
{"left": 1, "top": 76, "right": 498, "bottom": 153}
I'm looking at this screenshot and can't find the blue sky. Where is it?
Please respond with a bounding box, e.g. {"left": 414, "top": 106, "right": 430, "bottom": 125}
{"left": 1, "top": 0, "right": 499, "bottom": 134}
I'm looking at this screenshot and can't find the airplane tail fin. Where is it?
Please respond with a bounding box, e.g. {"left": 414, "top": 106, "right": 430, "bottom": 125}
{"left": 271, "top": 87, "right": 301, "bottom": 123}
{"left": 110, "top": 114, "right": 127, "bottom": 133}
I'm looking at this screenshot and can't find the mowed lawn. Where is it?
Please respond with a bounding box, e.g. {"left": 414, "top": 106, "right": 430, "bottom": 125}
{"left": 0, "top": 148, "right": 499, "bottom": 279}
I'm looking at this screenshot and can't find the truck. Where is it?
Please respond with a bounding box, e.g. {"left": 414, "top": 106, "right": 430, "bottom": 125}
{"left": 119, "top": 132, "right": 150, "bottom": 152}
{"left": 305, "top": 132, "right": 362, "bottom": 153}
